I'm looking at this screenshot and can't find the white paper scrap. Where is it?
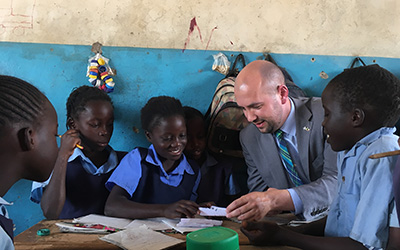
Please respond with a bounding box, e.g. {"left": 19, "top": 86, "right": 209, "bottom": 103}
{"left": 162, "top": 219, "right": 204, "bottom": 234}
{"left": 177, "top": 218, "right": 223, "bottom": 228}
{"left": 199, "top": 206, "right": 227, "bottom": 217}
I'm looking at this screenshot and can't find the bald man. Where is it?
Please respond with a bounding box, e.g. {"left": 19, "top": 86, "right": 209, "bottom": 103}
{"left": 226, "top": 60, "right": 337, "bottom": 221}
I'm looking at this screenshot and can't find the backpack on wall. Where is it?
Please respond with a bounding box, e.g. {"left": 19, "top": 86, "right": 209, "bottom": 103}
{"left": 205, "top": 54, "right": 249, "bottom": 158}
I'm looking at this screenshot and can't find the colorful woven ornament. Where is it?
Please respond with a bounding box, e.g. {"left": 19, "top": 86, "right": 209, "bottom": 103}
{"left": 86, "top": 53, "right": 116, "bottom": 93}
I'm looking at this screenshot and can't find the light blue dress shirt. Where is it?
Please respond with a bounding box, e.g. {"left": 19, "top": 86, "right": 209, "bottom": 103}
{"left": 277, "top": 98, "right": 304, "bottom": 215}
{"left": 0, "top": 197, "right": 13, "bottom": 250}
{"left": 30, "top": 146, "right": 118, "bottom": 203}
{"left": 325, "top": 127, "right": 400, "bottom": 249}
{"left": 106, "top": 144, "right": 201, "bottom": 201}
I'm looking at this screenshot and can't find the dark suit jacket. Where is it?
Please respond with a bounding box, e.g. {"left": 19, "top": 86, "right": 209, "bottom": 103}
{"left": 240, "top": 97, "right": 337, "bottom": 220}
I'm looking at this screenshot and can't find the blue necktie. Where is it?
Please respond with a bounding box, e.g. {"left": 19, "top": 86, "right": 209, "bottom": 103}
{"left": 275, "top": 129, "right": 303, "bottom": 187}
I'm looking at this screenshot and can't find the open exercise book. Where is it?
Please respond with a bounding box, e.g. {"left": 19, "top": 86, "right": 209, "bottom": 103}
{"left": 55, "top": 209, "right": 227, "bottom": 250}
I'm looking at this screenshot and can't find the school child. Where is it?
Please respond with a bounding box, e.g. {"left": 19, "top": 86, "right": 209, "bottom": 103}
{"left": 30, "top": 86, "right": 127, "bottom": 219}
{"left": 0, "top": 75, "right": 59, "bottom": 249}
{"left": 240, "top": 65, "right": 400, "bottom": 249}
{"left": 183, "top": 106, "right": 240, "bottom": 207}
{"left": 104, "top": 96, "right": 200, "bottom": 219}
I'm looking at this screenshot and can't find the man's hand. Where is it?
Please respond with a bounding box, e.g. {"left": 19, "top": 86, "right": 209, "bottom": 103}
{"left": 226, "top": 188, "right": 293, "bottom": 221}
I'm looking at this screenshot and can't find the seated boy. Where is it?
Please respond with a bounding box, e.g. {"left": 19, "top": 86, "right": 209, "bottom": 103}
{"left": 240, "top": 64, "right": 400, "bottom": 249}
{"left": 183, "top": 106, "right": 241, "bottom": 207}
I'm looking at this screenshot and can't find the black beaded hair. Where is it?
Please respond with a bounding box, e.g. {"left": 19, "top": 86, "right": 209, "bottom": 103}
{"left": 0, "top": 75, "right": 47, "bottom": 128}
{"left": 141, "top": 96, "right": 184, "bottom": 132}
{"left": 66, "top": 86, "right": 113, "bottom": 127}
{"left": 328, "top": 64, "right": 400, "bottom": 127}
{"left": 183, "top": 106, "right": 204, "bottom": 121}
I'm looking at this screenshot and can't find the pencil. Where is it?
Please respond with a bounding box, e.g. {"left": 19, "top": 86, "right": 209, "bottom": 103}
{"left": 369, "top": 150, "right": 400, "bottom": 159}
{"left": 56, "top": 134, "right": 84, "bottom": 149}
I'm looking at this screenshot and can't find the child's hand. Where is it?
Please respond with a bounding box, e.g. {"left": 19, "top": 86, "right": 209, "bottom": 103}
{"left": 198, "top": 201, "right": 215, "bottom": 208}
{"left": 58, "top": 130, "right": 81, "bottom": 158}
{"left": 164, "top": 200, "right": 199, "bottom": 218}
{"left": 240, "top": 220, "right": 280, "bottom": 246}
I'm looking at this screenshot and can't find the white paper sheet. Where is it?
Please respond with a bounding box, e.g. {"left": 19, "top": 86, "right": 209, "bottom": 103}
{"left": 100, "top": 225, "right": 184, "bottom": 250}
{"left": 125, "top": 217, "right": 171, "bottom": 231}
{"left": 73, "top": 214, "right": 133, "bottom": 230}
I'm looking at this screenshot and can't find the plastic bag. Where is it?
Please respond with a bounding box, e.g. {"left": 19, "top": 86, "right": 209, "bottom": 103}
{"left": 212, "top": 52, "right": 231, "bottom": 75}
{"left": 87, "top": 53, "right": 116, "bottom": 93}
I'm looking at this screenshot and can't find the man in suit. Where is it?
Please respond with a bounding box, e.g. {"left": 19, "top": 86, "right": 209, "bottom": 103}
{"left": 226, "top": 60, "right": 337, "bottom": 221}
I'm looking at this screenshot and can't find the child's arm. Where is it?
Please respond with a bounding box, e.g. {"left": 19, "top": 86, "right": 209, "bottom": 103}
{"left": 387, "top": 227, "right": 400, "bottom": 249}
{"left": 104, "top": 185, "right": 199, "bottom": 219}
{"left": 241, "top": 220, "right": 368, "bottom": 250}
{"left": 40, "top": 130, "right": 80, "bottom": 219}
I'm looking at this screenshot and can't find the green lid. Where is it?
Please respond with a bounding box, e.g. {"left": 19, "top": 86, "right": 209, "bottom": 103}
{"left": 186, "top": 227, "right": 239, "bottom": 250}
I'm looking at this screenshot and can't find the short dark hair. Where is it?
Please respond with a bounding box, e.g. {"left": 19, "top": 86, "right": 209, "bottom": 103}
{"left": 183, "top": 106, "right": 204, "bottom": 121}
{"left": 329, "top": 64, "right": 400, "bottom": 127}
{"left": 141, "top": 96, "right": 184, "bottom": 132}
{"left": 66, "top": 85, "right": 113, "bottom": 127}
{"left": 0, "top": 75, "right": 47, "bottom": 128}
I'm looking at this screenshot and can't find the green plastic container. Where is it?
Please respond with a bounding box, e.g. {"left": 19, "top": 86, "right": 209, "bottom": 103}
{"left": 186, "top": 226, "right": 239, "bottom": 250}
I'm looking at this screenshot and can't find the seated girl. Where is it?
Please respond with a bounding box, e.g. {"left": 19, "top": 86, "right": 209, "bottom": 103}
{"left": 0, "top": 75, "right": 59, "bottom": 249}
{"left": 31, "top": 86, "right": 126, "bottom": 219}
{"left": 104, "top": 96, "right": 200, "bottom": 219}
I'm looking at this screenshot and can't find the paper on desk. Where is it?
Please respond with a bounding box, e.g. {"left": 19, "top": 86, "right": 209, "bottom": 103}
{"left": 100, "top": 225, "right": 184, "bottom": 250}
{"left": 177, "top": 218, "right": 222, "bottom": 228}
{"left": 125, "top": 217, "right": 171, "bottom": 231}
{"left": 73, "top": 214, "right": 133, "bottom": 230}
{"left": 162, "top": 218, "right": 223, "bottom": 234}
{"left": 199, "top": 206, "right": 227, "bottom": 217}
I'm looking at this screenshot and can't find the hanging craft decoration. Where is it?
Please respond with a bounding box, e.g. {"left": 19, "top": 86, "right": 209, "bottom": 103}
{"left": 86, "top": 53, "right": 116, "bottom": 93}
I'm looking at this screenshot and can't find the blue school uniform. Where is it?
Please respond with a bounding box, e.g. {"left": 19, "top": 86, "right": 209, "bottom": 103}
{"left": 31, "top": 146, "right": 126, "bottom": 219}
{"left": 106, "top": 145, "right": 200, "bottom": 203}
{"left": 0, "top": 197, "right": 13, "bottom": 250}
{"left": 196, "top": 152, "right": 240, "bottom": 207}
{"left": 325, "top": 127, "right": 400, "bottom": 249}
{"left": 394, "top": 156, "right": 400, "bottom": 225}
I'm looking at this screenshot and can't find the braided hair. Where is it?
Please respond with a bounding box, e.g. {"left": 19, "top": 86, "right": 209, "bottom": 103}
{"left": 0, "top": 75, "right": 47, "bottom": 129}
{"left": 141, "top": 96, "right": 184, "bottom": 132}
{"left": 66, "top": 86, "right": 113, "bottom": 128}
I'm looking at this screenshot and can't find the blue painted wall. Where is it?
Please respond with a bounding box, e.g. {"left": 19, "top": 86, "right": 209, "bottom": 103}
{"left": 2, "top": 41, "right": 400, "bottom": 235}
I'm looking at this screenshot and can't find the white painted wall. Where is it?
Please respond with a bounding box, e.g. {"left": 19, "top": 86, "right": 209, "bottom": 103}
{"left": 0, "top": 0, "right": 398, "bottom": 57}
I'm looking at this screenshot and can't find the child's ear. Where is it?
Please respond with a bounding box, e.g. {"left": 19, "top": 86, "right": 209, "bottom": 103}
{"left": 352, "top": 108, "right": 365, "bottom": 127}
{"left": 67, "top": 117, "right": 76, "bottom": 129}
{"left": 145, "top": 131, "right": 151, "bottom": 141}
{"left": 17, "top": 127, "right": 35, "bottom": 151}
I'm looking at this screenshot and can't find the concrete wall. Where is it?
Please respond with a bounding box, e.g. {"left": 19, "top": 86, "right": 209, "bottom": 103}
{"left": 1, "top": 0, "right": 399, "bottom": 57}
{"left": 1, "top": 0, "right": 400, "bottom": 235}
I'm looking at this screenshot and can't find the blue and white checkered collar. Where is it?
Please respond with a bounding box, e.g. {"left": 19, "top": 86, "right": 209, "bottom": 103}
{"left": 68, "top": 145, "right": 118, "bottom": 175}
{"left": 145, "top": 144, "right": 194, "bottom": 175}
{"left": 344, "top": 127, "right": 396, "bottom": 157}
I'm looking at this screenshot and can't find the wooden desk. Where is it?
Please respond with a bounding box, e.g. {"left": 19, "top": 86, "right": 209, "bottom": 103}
{"left": 14, "top": 219, "right": 299, "bottom": 250}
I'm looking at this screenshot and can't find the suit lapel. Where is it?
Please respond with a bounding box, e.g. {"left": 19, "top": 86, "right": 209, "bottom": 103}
{"left": 293, "top": 98, "right": 313, "bottom": 182}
